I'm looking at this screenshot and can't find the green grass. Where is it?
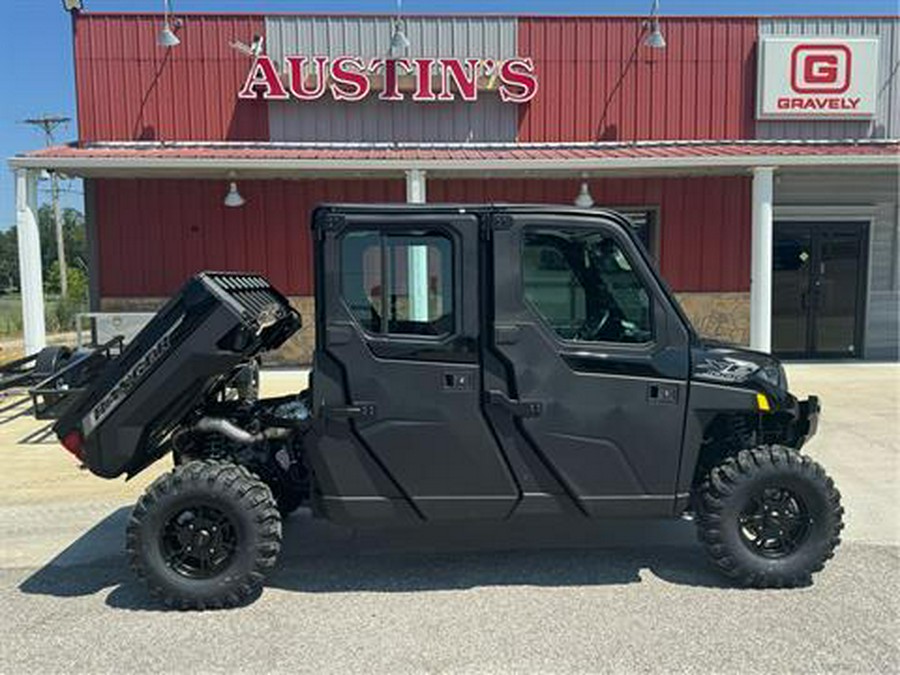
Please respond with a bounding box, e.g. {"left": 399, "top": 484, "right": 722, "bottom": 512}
{"left": 0, "top": 295, "right": 24, "bottom": 337}
{"left": 0, "top": 293, "right": 86, "bottom": 337}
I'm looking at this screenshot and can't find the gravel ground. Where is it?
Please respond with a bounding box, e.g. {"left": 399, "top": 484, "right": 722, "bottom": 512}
{"left": 0, "top": 364, "right": 897, "bottom": 674}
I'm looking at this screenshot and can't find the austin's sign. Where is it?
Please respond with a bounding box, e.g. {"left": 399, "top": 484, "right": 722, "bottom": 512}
{"left": 238, "top": 56, "right": 539, "bottom": 103}
{"left": 757, "top": 37, "right": 879, "bottom": 119}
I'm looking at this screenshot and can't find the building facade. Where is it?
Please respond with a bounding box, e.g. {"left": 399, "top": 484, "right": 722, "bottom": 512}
{"left": 11, "top": 11, "right": 900, "bottom": 361}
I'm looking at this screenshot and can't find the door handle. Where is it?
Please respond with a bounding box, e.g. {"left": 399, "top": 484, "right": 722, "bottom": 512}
{"left": 647, "top": 383, "right": 678, "bottom": 405}
{"left": 323, "top": 402, "right": 377, "bottom": 419}
{"left": 485, "top": 390, "right": 543, "bottom": 418}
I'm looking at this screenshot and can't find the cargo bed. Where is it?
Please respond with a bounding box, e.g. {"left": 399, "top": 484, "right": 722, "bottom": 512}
{"left": 53, "top": 272, "right": 301, "bottom": 478}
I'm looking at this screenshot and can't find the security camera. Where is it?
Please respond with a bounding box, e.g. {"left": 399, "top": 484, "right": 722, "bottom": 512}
{"left": 62, "top": 0, "right": 84, "bottom": 12}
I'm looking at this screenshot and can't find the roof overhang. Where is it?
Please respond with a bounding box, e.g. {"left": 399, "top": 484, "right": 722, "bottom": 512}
{"left": 9, "top": 140, "right": 899, "bottom": 180}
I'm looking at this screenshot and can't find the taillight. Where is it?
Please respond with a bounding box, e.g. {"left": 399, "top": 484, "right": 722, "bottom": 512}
{"left": 60, "top": 430, "right": 84, "bottom": 460}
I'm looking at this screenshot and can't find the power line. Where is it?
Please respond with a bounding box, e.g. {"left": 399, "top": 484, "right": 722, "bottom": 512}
{"left": 20, "top": 116, "right": 73, "bottom": 298}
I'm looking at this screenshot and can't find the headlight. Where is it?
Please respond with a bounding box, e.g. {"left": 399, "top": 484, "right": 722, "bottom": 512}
{"left": 757, "top": 363, "right": 787, "bottom": 390}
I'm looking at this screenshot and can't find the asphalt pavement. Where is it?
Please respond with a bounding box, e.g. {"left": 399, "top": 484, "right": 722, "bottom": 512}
{"left": 0, "top": 364, "right": 897, "bottom": 674}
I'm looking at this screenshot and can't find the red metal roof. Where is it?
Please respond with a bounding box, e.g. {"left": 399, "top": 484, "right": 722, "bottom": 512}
{"left": 20, "top": 140, "right": 900, "bottom": 164}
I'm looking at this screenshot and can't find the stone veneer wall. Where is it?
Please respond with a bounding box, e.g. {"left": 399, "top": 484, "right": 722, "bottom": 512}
{"left": 102, "top": 291, "right": 750, "bottom": 363}
{"left": 675, "top": 292, "right": 750, "bottom": 346}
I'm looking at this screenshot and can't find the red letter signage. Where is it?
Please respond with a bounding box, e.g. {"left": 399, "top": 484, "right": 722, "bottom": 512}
{"left": 238, "top": 55, "right": 540, "bottom": 105}
{"left": 287, "top": 56, "right": 329, "bottom": 101}
{"left": 498, "top": 59, "right": 539, "bottom": 103}
{"left": 238, "top": 56, "right": 289, "bottom": 100}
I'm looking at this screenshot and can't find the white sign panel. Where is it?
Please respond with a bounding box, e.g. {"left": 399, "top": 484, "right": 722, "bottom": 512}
{"left": 757, "top": 37, "right": 879, "bottom": 120}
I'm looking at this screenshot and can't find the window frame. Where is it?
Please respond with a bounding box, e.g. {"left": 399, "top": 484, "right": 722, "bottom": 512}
{"left": 606, "top": 206, "right": 661, "bottom": 261}
{"left": 338, "top": 225, "right": 459, "bottom": 343}
{"left": 519, "top": 223, "right": 657, "bottom": 349}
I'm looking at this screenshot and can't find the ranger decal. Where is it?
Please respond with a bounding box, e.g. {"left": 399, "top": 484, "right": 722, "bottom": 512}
{"left": 82, "top": 322, "right": 180, "bottom": 435}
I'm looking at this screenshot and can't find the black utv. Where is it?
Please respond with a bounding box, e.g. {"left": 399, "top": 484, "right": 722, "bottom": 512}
{"left": 54, "top": 205, "right": 843, "bottom": 609}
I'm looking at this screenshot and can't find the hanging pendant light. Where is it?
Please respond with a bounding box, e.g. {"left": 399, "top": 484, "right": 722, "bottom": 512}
{"left": 158, "top": 0, "right": 181, "bottom": 48}
{"left": 390, "top": 19, "right": 411, "bottom": 56}
{"left": 643, "top": 0, "right": 666, "bottom": 49}
{"left": 574, "top": 178, "right": 595, "bottom": 209}
{"left": 224, "top": 174, "right": 246, "bottom": 208}
{"left": 389, "top": 0, "right": 411, "bottom": 57}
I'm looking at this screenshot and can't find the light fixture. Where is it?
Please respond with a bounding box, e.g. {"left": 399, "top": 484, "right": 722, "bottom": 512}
{"left": 390, "top": 18, "right": 411, "bottom": 56}
{"left": 158, "top": 0, "right": 181, "bottom": 48}
{"left": 61, "top": 0, "right": 83, "bottom": 12}
{"left": 574, "top": 177, "right": 595, "bottom": 209}
{"left": 644, "top": 0, "right": 667, "bottom": 49}
{"left": 224, "top": 174, "right": 245, "bottom": 208}
{"left": 389, "top": 0, "right": 411, "bottom": 57}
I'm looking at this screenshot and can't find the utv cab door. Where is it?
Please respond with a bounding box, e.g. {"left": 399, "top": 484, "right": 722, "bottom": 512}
{"left": 311, "top": 207, "right": 518, "bottom": 523}
{"left": 486, "top": 212, "right": 691, "bottom": 517}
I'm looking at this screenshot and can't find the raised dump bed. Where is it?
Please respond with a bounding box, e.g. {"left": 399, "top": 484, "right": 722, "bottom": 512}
{"left": 53, "top": 272, "right": 301, "bottom": 478}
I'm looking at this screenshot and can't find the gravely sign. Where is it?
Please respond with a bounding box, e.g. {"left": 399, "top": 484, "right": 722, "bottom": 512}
{"left": 757, "top": 37, "right": 879, "bottom": 120}
{"left": 238, "top": 56, "right": 539, "bottom": 103}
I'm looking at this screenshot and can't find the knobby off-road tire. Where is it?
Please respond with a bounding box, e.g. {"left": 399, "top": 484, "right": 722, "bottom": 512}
{"left": 696, "top": 445, "right": 844, "bottom": 588}
{"left": 126, "top": 460, "right": 282, "bottom": 610}
{"left": 170, "top": 451, "right": 303, "bottom": 518}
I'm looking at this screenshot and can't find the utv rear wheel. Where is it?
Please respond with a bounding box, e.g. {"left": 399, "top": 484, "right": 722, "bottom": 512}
{"left": 696, "top": 446, "right": 843, "bottom": 588}
{"left": 126, "top": 460, "right": 282, "bottom": 609}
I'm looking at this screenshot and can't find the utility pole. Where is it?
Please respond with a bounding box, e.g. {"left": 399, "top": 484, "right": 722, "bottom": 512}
{"left": 22, "top": 115, "right": 71, "bottom": 298}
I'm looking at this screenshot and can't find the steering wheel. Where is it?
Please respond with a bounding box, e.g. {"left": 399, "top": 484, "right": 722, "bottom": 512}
{"left": 575, "top": 310, "right": 611, "bottom": 341}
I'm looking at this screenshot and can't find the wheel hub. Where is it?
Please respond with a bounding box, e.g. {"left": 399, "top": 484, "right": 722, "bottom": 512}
{"left": 161, "top": 505, "right": 238, "bottom": 579}
{"left": 738, "top": 487, "right": 811, "bottom": 559}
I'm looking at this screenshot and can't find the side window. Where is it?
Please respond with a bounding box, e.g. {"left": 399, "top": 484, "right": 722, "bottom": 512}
{"left": 341, "top": 230, "right": 454, "bottom": 337}
{"left": 341, "top": 231, "right": 383, "bottom": 332}
{"left": 522, "top": 230, "right": 653, "bottom": 344}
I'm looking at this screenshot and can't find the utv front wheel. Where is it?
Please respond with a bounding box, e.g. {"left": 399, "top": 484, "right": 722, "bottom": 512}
{"left": 126, "top": 460, "right": 282, "bottom": 609}
{"left": 696, "top": 446, "right": 843, "bottom": 588}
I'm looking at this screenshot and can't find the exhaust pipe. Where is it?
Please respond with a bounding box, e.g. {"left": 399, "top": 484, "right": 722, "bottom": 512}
{"left": 194, "top": 416, "right": 292, "bottom": 444}
{"left": 195, "top": 417, "right": 263, "bottom": 444}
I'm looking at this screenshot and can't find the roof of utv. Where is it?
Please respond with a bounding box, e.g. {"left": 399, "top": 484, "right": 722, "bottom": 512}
{"left": 314, "top": 203, "right": 633, "bottom": 224}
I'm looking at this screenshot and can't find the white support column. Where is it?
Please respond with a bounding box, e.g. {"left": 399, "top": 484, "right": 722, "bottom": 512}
{"left": 405, "top": 168, "right": 427, "bottom": 204}
{"left": 16, "top": 169, "right": 47, "bottom": 356}
{"left": 405, "top": 169, "right": 429, "bottom": 322}
{"left": 750, "top": 167, "right": 775, "bottom": 353}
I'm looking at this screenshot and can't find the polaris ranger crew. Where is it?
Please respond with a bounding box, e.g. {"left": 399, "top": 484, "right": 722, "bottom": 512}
{"left": 54, "top": 205, "right": 842, "bottom": 609}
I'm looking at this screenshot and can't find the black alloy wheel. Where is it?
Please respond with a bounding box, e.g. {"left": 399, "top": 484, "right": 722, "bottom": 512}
{"left": 160, "top": 504, "right": 239, "bottom": 579}
{"left": 737, "top": 487, "right": 811, "bottom": 559}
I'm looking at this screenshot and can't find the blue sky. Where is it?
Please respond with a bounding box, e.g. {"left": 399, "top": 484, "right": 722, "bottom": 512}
{"left": 2, "top": 0, "right": 896, "bottom": 228}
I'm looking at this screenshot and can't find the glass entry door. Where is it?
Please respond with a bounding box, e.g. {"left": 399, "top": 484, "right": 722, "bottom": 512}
{"left": 773, "top": 222, "right": 868, "bottom": 359}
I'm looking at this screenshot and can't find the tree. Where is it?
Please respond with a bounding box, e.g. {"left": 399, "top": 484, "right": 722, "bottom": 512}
{"left": 37, "top": 204, "right": 87, "bottom": 288}
{"left": 0, "top": 228, "right": 19, "bottom": 291}
{"left": 0, "top": 205, "right": 88, "bottom": 294}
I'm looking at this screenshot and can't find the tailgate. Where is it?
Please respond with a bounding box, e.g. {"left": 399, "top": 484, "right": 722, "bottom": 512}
{"left": 54, "top": 272, "right": 301, "bottom": 478}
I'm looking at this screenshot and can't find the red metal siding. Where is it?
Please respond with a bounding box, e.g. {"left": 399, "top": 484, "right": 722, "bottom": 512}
{"left": 428, "top": 176, "right": 751, "bottom": 292}
{"left": 74, "top": 15, "right": 269, "bottom": 142}
{"left": 95, "top": 176, "right": 747, "bottom": 296}
{"left": 517, "top": 18, "right": 758, "bottom": 142}
{"left": 94, "top": 179, "right": 405, "bottom": 297}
